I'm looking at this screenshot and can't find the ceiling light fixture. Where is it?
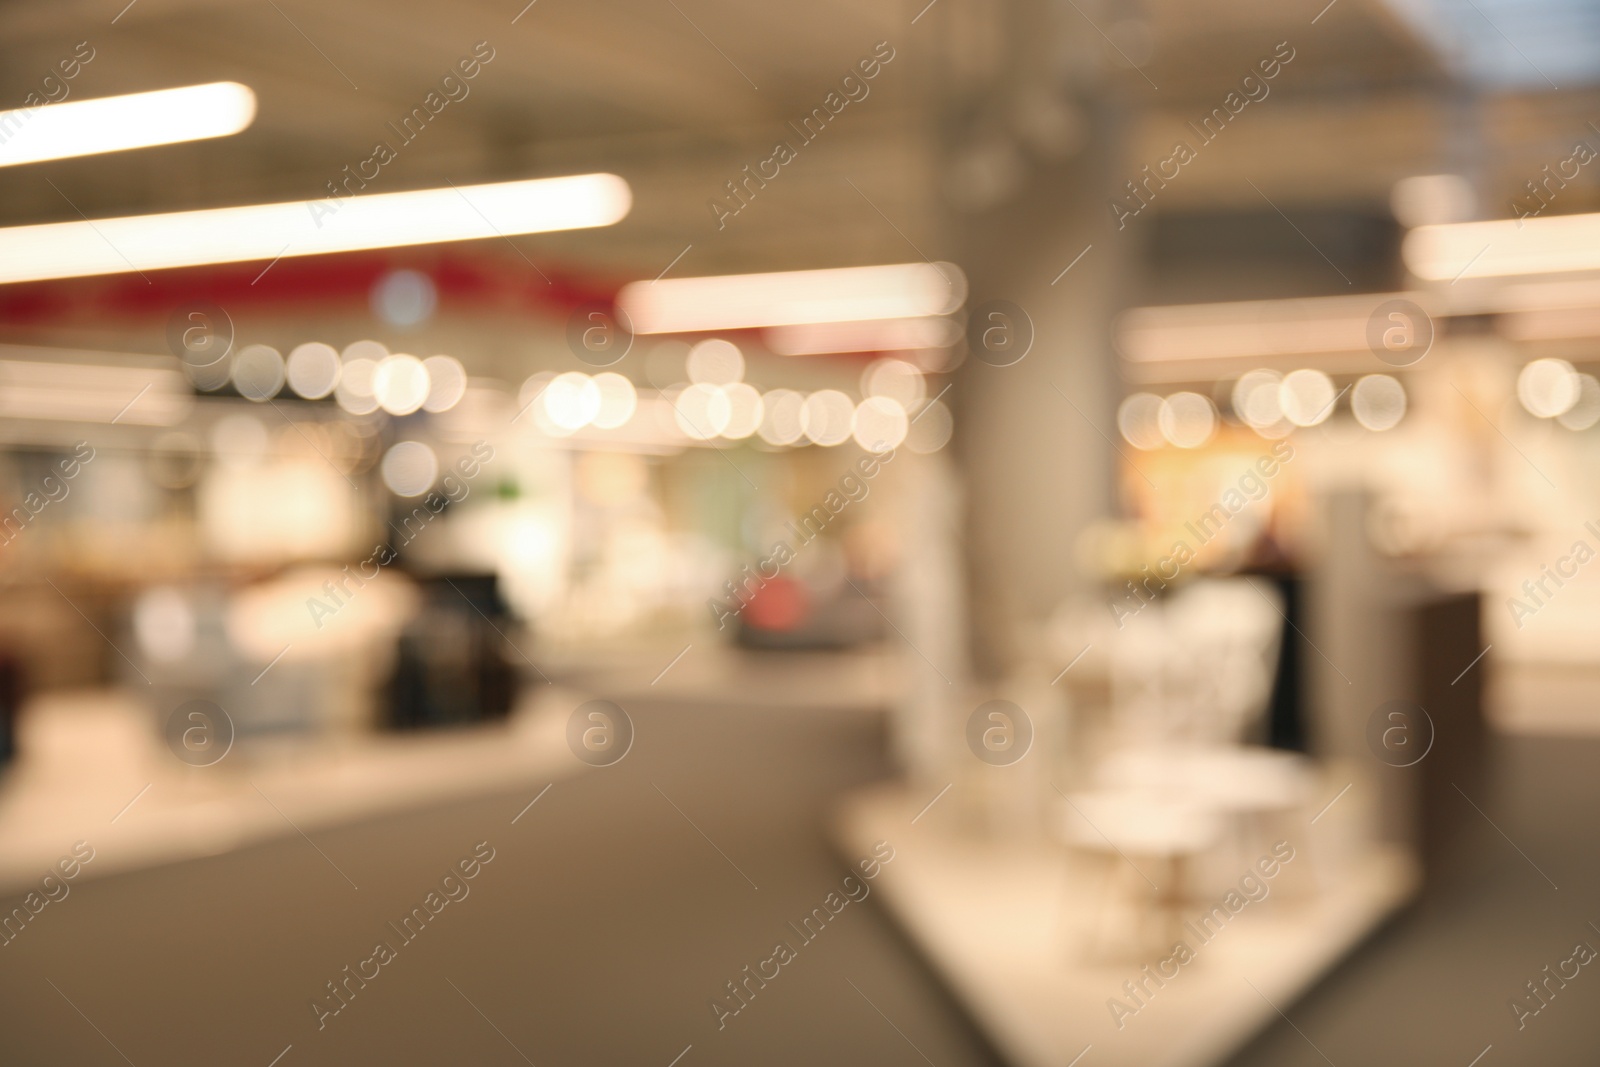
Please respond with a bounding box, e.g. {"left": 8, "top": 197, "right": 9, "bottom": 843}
{"left": 1117, "top": 293, "right": 1420, "bottom": 362}
{"left": 1404, "top": 212, "right": 1600, "bottom": 281}
{"left": 0, "top": 352, "right": 189, "bottom": 425}
{"left": 767, "top": 317, "right": 961, "bottom": 355}
{"left": 0, "top": 173, "right": 632, "bottom": 284}
{"left": 0, "top": 82, "right": 257, "bottom": 169}
{"left": 618, "top": 262, "right": 966, "bottom": 335}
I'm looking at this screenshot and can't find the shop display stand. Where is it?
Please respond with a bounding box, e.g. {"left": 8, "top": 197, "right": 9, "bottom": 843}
{"left": 0, "top": 688, "right": 578, "bottom": 894}
{"left": 832, "top": 781, "right": 1417, "bottom": 1067}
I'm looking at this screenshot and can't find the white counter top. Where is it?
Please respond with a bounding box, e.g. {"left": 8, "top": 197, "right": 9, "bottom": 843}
{"left": 0, "top": 687, "right": 580, "bottom": 895}
{"left": 833, "top": 781, "right": 1417, "bottom": 1067}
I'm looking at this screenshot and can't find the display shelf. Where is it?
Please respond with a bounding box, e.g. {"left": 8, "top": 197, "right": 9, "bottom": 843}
{"left": 541, "top": 642, "right": 903, "bottom": 712}
{"left": 0, "top": 687, "right": 578, "bottom": 895}
{"left": 833, "top": 782, "right": 1417, "bottom": 1067}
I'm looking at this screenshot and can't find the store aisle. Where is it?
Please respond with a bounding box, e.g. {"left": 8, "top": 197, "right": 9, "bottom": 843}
{"left": 0, "top": 698, "right": 1004, "bottom": 1067}
{"left": 5, "top": 699, "right": 1595, "bottom": 1067}
{"left": 1225, "top": 731, "right": 1600, "bottom": 1067}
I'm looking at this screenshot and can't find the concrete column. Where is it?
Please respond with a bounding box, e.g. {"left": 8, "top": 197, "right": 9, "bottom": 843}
{"left": 949, "top": 98, "right": 1136, "bottom": 678}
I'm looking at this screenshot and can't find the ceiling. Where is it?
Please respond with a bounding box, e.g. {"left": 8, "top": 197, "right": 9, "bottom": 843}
{"left": 0, "top": 0, "right": 1595, "bottom": 301}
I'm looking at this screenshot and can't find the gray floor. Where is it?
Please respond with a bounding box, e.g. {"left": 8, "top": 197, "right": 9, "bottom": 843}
{"left": 1225, "top": 731, "right": 1600, "bottom": 1066}
{"left": 0, "top": 699, "right": 1595, "bottom": 1066}
{"left": 0, "top": 699, "right": 1004, "bottom": 1067}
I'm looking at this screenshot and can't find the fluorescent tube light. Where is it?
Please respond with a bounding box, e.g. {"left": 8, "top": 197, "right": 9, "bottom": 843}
{"left": 1116, "top": 293, "right": 1423, "bottom": 361}
{"left": 618, "top": 262, "right": 966, "bottom": 334}
{"left": 1404, "top": 213, "right": 1600, "bottom": 280}
{"left": 767, "top": 316, "right": 961, "bottom": 355}
{"left": 0, "top": 173, "right": 632, "bottom": 283}
{"left": 0, "top": 82, "right": 257, "bottom": 168}
{"left": 0, "top": 357, "right": 189, "bottom": 425}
